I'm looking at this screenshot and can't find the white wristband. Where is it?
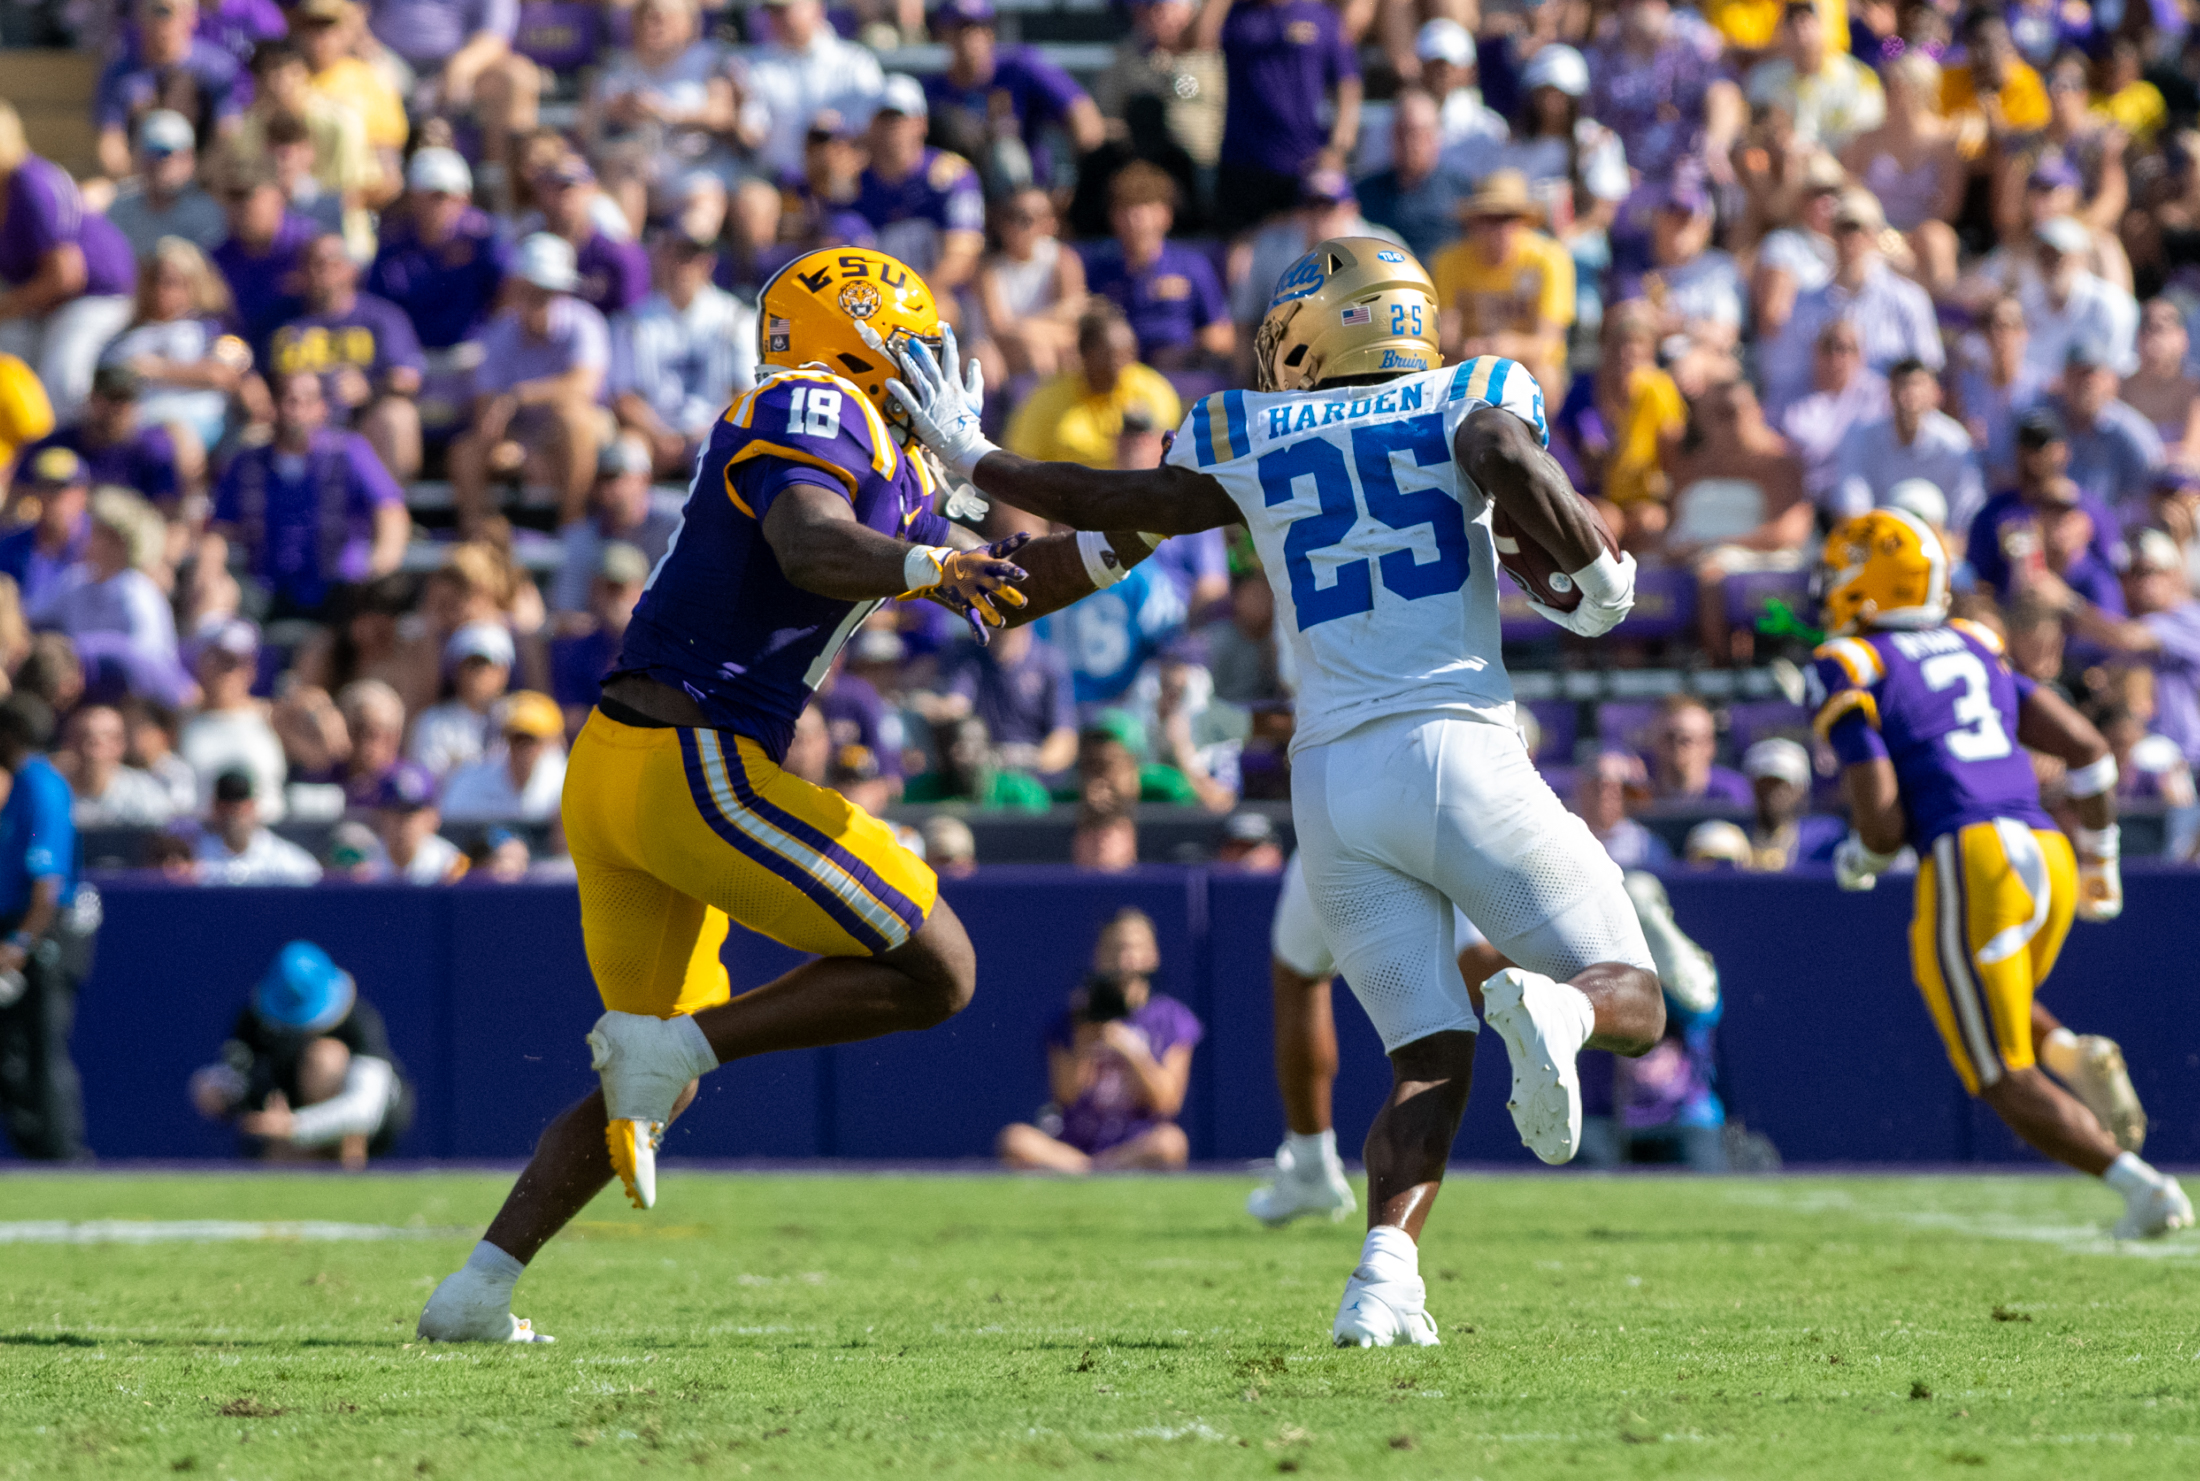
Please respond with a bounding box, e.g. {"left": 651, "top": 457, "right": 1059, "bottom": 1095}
{"left": 1075, "top": 530, "right": 1130, "bottom": 588}
{"left": 1570, "top": 549, "right": 1628, "bottom": 605}
{"left": 1850, "top": 835, "right": 1903, "bottom": 872}
{"left": 2072, "top": 823, "right": 2120, "bottom": 860}
{"left": 2064, "top": 753, "right": 2118, "bottom": 799}
{"left": 901, "top": 544, "right": 950, "bottom": 594}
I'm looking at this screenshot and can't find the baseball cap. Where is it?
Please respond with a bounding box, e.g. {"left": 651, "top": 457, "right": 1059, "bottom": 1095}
{"left": 514, "top": 232, "right": 580, "bottom": 292}
{"left": 138, "top": 109, "right": 195, "bottom": 157}
{"left": 599, "top": 541, "right": 651, "bottom": 586}
{"left": 1299, "top": 168, "right": 1355, "bottom": 207}
{"left": 875, "top": 73, "right": 929, "bottom": 120}
{"left": 1655, "top": 178, "right": 1712, "bottom": 217}
{"left": 2132, "top": 527, "right": 2185, "bottom": 573}
{"left": 934, "top": 0, "right": 996, "bottom": 25}
{"left": 2064, "top": 336, "right": 2114, "bottom": 371}
{"left": 805, "top": 107, "right": 857, "bottom": 142}
{"left": 2017, "top": 407, "right": 2067, "bottom": 446}
{"left": 1519, "top": 43, "right": 1588, "bottom": 97}
{"left": 2035, "top": 215, "right": 2091, "bottom": 256}
{"left": 1884, "top": 477, "right": 1948, "bottom": 527}
{"left": 292, "top": 0, "right": 355, "bottom": 22}
{"left": 2028, "top": 157, "right": 2083, "bottom": 193}
{"left": 213, "top": 768, "right": 256, "bottom": 803}
{"left": 1415, "top": 17, "right": 1475, "bottom": 67}
{"left": 327, "top": 820, "right": 379, "bottom": 870}
{"left": 407, "top": 146, "right": 473, "bottom": 196}
{"left": 1742, "top": 738, "right": 1812, "bottom": 789}
{"left": 444, "top": 620, "right": 517, "bottom": 670}
{"left": 254, "top": 941, "right": 357, "bottom": 1034}
{"left": 372, "top": 761, "right": 439, "bottom": 811}
{"left": 537, "top": 154, "right": 596, "bottom": 189}
{"left": 1799, "top": 152, "right": 1847, "bottom": 195}
{"left": 1222, "top": 811, "right": 1276, "bottom": 845}
{"left": 1832, "top": 188, "right": 1885, "bottom": 231}
{"left": 500, "top": 690, "right": 564, "bottom": 740}
{"left": 190, "top": 617, "right": 261, "bottom": 666}
{"left": 92, "top": 363, "right": 142, "bottom": 401}
{"left": 20, "top": 445, "right": 86, "bottom": 488}
{"left": 1684, "top": 818, "right": 1754, "bottom": 866}
{"left": 598, "top": 435, "right": 654, "bottom": 477}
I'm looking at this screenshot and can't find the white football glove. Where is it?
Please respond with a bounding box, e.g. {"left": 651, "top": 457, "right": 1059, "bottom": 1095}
{"left": 2073, "top": 823, "right": 2123, "bottom": 922}
{"left": 874, "top": 321, "right": 996, "bottom": 480}
{"left": 1528, "top": 550, "right": 1638, "bottom": 638}
{"left": 1833, "top": 832, "right": 1900, "bottom": 892}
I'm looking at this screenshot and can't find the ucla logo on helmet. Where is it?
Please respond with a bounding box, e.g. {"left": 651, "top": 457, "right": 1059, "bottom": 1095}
{"left": 838, "top": 282, "right": 883, "bottom": 319}
{"left": 1380, "top": 349, "right": 1429, "bottom": 370}
{"left": 1376, "top": 250, "right": 1406, "bottom": 263}
{"left": 1269, "top": 253, "right": 1327, "bottom": 308}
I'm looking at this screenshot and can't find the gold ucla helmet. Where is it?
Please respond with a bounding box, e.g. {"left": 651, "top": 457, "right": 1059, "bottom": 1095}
{"left": 1253, "top": 236, "right": 1443, "bottom": 393}
{"left": 1818, "top": 507, "right": 1951, "bottom": 636}
{"left": 757, "top": 246, "right": 943, "bottom": 422}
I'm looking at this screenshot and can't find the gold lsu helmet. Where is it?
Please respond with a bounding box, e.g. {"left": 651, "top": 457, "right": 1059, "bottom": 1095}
{"left": 1253, "top": 236, "right": 1443, "bottom": 393}
{"left": 1817, "top": 507, "right": 1951, "bottom": 636}
{"left": 757, "top": 246, "right": 943, "bottom": 425}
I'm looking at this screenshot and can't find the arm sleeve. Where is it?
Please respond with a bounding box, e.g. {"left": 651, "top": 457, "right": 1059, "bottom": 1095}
{"left": 346, "top": 433, "right": 406, "bottom": 510}
{"left": 378, "top": 302, "right": 425, "bottom": 374}
{"left": 570, "top": 304, "right": 611, "bottom": 373}
{"left": 1826, "top": 708, "right": 1890, "bottom": 766}
{"left": 1325, "top": 12, "right": 1360, "bottom": 85}
{"left": 285, "top": 1056, "right": 397, "bottom": 1146}
{"left": 728, "top": 377, "right": 890, "bottom": 515}
{"left": 21, "top": 771, "right": 73, "bottom": 882}
{"left": 1024, "top": 53, "right": 1091, "bottom": 122}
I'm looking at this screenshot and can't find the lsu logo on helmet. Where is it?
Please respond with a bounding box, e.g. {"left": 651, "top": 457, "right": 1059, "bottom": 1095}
{"left": 758, "top": 247, "right": 943, "bottom": 420}
{"left": 1817, "top": 508, "right": 1950, "bottom": 636}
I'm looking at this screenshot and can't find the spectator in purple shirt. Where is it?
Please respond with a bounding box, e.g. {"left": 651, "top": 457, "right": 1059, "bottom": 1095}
{"left": 1968, "top": 410, "right": 2127, "bottom": 603}
{"left": 2066, "top": 530, "right": 2200, "bottom": 773}
{"left": 549, "top": 540, "right": 647, "bottom": 731}
{"left": 0, "top": 446, "right": 91, "bottom": 615}
{"left": 20, "top": 365, "right": 185, "bottom": 511}
{"left": 925, "top": 0, "right": 1105, "bottom": 192}
{"left": 33, "top": 489, "right": 183, "bottom": 691}
{"left": 209, "top": 154, "right": 320, "bottom": 348}
{"left": 0, "top": 105, "right": 138, "bottom": 420}
{"left": 448, "top": 234, "right": 609, "bottom": 530}
{"left": 366, "top": 149, "right": 508, "bottom": 443}
{"left": 267, "top": 233, "right": 426, "bottom": 480}
{"left": 1081, "top": 162, "right": 1232, "bottom": 370}
{"left": 195, "top": 0, "right": 289, "bottom": 68}
{"left": 943, "top": 622, "right": 1080, "bottom": 777}
{"left": 1646, "top": 695, "right": 1754, "bottom": 808}
{"left": 212, "top": 368, "right": 410, "bottom": 619}
{"left": 366, "top": 0, "right": 540, "bottom": 207}
{"left": 530, "top": 155, "right": 649, "bottom": 318}
{"left": 1207, "top": 0, "right": 1362, "bottom": 234}
{"left": 1585, "top": 0, "right": 1743, "bottom": 192}
{"left": 94, "top": 0, "right": 250, "bottom": 181}
{"left": 852, "top": 75, "right": 988, "bottom": 293}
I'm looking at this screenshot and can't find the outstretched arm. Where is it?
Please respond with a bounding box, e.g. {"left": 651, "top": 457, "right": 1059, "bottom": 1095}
{"left": 938, "top": 520, "right": 1162, "bottom": 627}
{"left": 968, "top": 453, "right": 1239, "bottom": 536}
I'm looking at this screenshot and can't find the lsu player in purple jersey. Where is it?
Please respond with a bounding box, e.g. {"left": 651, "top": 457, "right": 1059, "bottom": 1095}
{"left": 416, "top": 247, "right": 1170, "bottom": 1342}
{"left": 1813, "top": 509, "right": 2191, "bottom": 1239}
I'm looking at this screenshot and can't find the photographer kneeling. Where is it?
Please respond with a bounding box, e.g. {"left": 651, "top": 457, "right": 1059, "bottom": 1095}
{"left": 999, "top": 908, "right": 1201, "bottom": 1172}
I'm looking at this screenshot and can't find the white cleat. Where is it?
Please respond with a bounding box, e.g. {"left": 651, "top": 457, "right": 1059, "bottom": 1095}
{"left": 586, "top": 1011, "right": 698, "bottom": 1210}
{"left": 417, "top": 1269, "right": 554, "bottom": 1343}
{"left": 2064, "top": 1035, "right": 2147, "bottom": 1154}
{"left": 2113, "top": 1176, "right": 2194, "bottom": 1240}
{"left": 1332, "top": 1271, "right": 1439, "bottom": 1348}
{"left": 1481, "top": 968, "right": 1584, "bottom": 1165}
{"left": 1247, "top": 1141, "right": 1356, "bottom": 1226}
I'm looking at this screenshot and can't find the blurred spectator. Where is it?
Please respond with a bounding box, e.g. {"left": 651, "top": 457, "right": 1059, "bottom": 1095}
{"left": 1748, "top": 151, "right": 1843, "bottom": 345}
{"left": 333, "top": 676, "right": 405, "bottom": 807}
{"left": 781, "top": 702, "right": 830, "bottom": 784}
{"left": 1948, "top": 296, "right": 2043, "bottom": 493}
{"left": 179, "top": 620, "right": 287, "bottom": 818}
{"left": 1432, "top": 170, "right": 1573, "bottom": 401}
{"left": 1004, "top": 305, "right": 1181, "bottom": 469}
{"left": 0, "top": 348, "right": 53, "bottom": 476}
{"left": 1584, "top": 0, "right": 1741, "bottom": 189}
{"left": 2051, "top": 344, "right": 2162, "bottom": 519}
{"left": 1082, "top": 164, "right": 1229, "bottom": 370}
{"left": 741, "top": 0, "right": 886, "bottom": 180}
{"left": 1940, "top": 10, "right": 2049, "bottom": 140}
{"left": 1647, "top": 695, "right": 1752, "bottom": 807}
{"left": 102, "top": 238, "right": 253, "bottom": 460}
{"left": 93, "top": 0, "right": 247, "bottom": 181}
{"left": 58, "top": 701, "right": 178, "bottom": 826}
{"left": 295, "top": 0, "right": 408, "bottom": 170}
{"left": 1404, "top": 19, "right": 1507, "bottom": 167}
{"left": 188, "top": 940, "right": 411, "bottom": 1165}
{"left": 1214, "top": 809, "right": 1284, "bottom": 871}
{"left": 2007, "top": 52, "right": 2126, "bottom": 258}
{"left": 120, "top": 696, "right": 198, "bottom": 813}
{"left": 1070, "top": 797, "right": 1139, "bottom": 870}
{"left": 1745, "top": 1, "right": 1882, "bottom": 152}
{"left": 365, "top": 0, "right": 541, "bottom": 205}
{"left": 0, "top": 694, "right": 86, "bottom": 1161}
{"left": 1830, "top": 357, "right": 1984, "bottom": 530}
{"left": 410, "top": 619, "right": 512, "bottom": 777}
{"left": 1763, "top": 189, "right": 1940, "bottom": 416}
{"left": 853, "top": 75, "right": 985, "bottom": 292}
{"left": 231, "top": 38, "right": 382, "bottom": 256}
{"left": 774, "top": 108, "right": 865, "bottom": 257}
{"left": 448, "top": 234, "right": 608, "bottom": 530}
{"left": 0, "top": 103, "right": 137, "bottom": 420}
{"left": 922, "top": 813, "right": 977, "bottom": 877}
{"left": 16, "top": 632, "right": 85, "bottom": 716}
{"left": 1839, "top": 52, "right": 1962, "bottom": 293}
{"left": 582, "top": 0, "right": 739, "bottom": 237}
{"left": 2064, "top": 531, "right": 2200, "bottom": 772}
{"left": 106, "top": 111, "right": 226, "bottom": 258}
{"left": 1092, "top": 0, "right": 1224, "bottom": 175}
{"left": 365, "top": 148, "right": 510, "bottom": 438}
{"left": 468, "top": 826, "right": 533, "bottom": 882}
{"left": 0, "top": 447, "right": 91, "bottom": 612}
{"left": 1558, "top": 302, "right": 1684, "bottom": 533}
{"left": 530, "top": 155, "right": 649, "bottom": 318}
{"left": 610, "top": 229, "right": 756, "bottom": 478}
{"left": 998, "top": 906, "right": 1197, "bottom": 1170}
{"left": 269, "top": 233, "right": 425, "bottom": 479}
{"left": 1067, "top": 712, "right": 1202, "bottom": 808}
{"left": 1682, "top": 817, "right": 1751, "bottom": 867}
{"left": 1572, "top": 749, "right": 1670, "bottom": 868}
{"left": 1212, "top": 0, "right": 1361, "bottom": 233}
{"left": 1739, "top": 737, "right": 1842, "bottom": 869}
{"left": 370, "top": 761, "right": 465, "bottom": 883}
{"left": 548, "top": 438, "right": 680, "bottom": 615}
{"left": 1040, "top": 538, "right": 1187, "bottom": 709}
{"left": 549, "top": 540, "right": 646, "bottom": 726}
{"left": 973, "top": 188, "right": 1086, "bottom": 381}
{"left": 1357, "top": 90, "right": 1477, "bottom": 265}
{"left": 36, "top": 488, "right": 179, "bottom": 671}
{"left": 440, "top": 690, "right": 567, "bottom": 822}
{"left": 25, "top": 365, "right": 186, "bottom": 512}
{"left": 1968, "top": 412, "right": 2124, "bottom": 604}
{"left": 941, "top": 622, "right": 1077, "bottom": 777}
{"left": 209, "top": 153, "right": 318, "bottom": 349}
{"left": 926, "top": 0, "right": 1104, "bottom": 193}
{"left": 1666, "top": 379, "right": 1813, "bottom": 660}
{"left": 2123, "top": 300, "right": 2200, "bottom": 469}
{"left": 2095, "top": 698, "right": 2196, "bottom": 812}
{"left": 191, "top": 767, "right": 321, "bottom": 882}
{"left": 2018, "top": 216, "right": 2137, "bottom": 381}
{"left": 1628, "top": 177, "right": 1741, "bottom": 396}
{"left": 1201, "top": 568, "right": 1282, "bottom": 704}
{"left": 1231, "top": 169, "right": 1401, "bottom": 338}
{"left": 1490, "top": 45, "right": 1629, "bottom": 251}
{"left": 210, "top": 369, "right": 408, "bottom": 618}
{"left": 903, "top": 714, "right": 1050, "bottom": 809}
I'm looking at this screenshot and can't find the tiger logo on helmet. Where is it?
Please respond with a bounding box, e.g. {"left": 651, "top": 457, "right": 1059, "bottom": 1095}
{"left": 757, "top": 247, "right": 943, "bottom": 429}
{"left": 1817, "top": 507, "right": 1951, "bottom": 636}
{"left": 1252, "top": 236, "right": 1443, "bottom": 393}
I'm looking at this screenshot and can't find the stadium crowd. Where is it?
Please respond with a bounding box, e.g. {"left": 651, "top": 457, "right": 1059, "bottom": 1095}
{"left": 2, "top": 0, "right": 2200, "bottom": 882}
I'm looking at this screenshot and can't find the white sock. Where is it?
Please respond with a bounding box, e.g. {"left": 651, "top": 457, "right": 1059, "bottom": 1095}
{"left": 2103, "top": 1152, "right": 2164, "bottom": 1198}
{"left": 2039, "top": 1026, "right": 2082, "bottom": 1079}
{"left": 464, "top": 1239, "right": 524, "bottom": 1292}
{"left": 673, "top": 1014, "right": 720, "bottom": 1076}
{"left": 1359, "top": 1223, "right": 1418, "bottom": 1281}
{"left": 1553, "top": 981, "right": 1596, "bottom": 1058}
{"left": 1285, "top": 1129, "right": 1337, "bottom": 1169}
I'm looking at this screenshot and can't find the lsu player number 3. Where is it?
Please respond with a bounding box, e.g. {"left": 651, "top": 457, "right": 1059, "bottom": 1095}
{"left": 417, "top": 248, "right": 1169, "bottom": 1343}
{"left": 889, "top": 237, "right": 1671, "bottom": 1349}
{"left": 1812, "top": 510, "right": 2190, "bottom": 1239}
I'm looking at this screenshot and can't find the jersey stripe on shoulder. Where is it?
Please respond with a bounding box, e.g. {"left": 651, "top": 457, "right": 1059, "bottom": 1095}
{"left": 1813, "top": 688, "right": 1881, "bottom": 740}
{"left": 1220, "top": 389, "right": 1250, "bottom": 460}
{"left": 1814, "top": 636, "right": 1886, "bottom": 688}
{"left": 1449, "top": 355, "right": 1503, "bottom": 404}
{"left": 724, "top": 439, "right": 860, "bottom": 509}
{"left": 1191, "top": 394, "right": 1221, "bottom": 466}
{"left": 1949, "top": 617, "right": 2005, "bottom": 656}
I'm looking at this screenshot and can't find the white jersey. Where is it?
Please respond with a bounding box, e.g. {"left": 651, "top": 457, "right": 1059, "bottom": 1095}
{"left": 1164, "top": 356, "right": 1548, "bottom": 754}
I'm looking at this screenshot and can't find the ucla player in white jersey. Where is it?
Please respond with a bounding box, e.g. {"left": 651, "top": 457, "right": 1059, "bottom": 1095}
{"left": 886, "top": 238, "right": 1669, "bottom": 1349}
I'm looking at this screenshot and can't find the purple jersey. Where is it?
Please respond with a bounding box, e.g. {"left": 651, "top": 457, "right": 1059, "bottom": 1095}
{"left": 922, "top": 49, "right": 1089, "bottom": 183}
{"left": 573, "top": 229, "right": 650, "bottom": 317}
{"left": 0, "top": 156, "right": 135, "bottom": 299}
{"left": 1046, "top": 992, "right": 1203, "bottom": 1155}
{"left": 1812, "top": 621, "right": 2052, "bottom": 849}
{"left": 20, "top": 424, "right": 181, "bottom": 508}
{"left": 366, "top": 208, "right": 510, "bottom": 350}
{"left": 212, "top": 428, "right": 405, "bottom": 611}
{"left": 610, "top": 368, "right": 955, "bottom": 761}
{"left": 1080, "top": 240, "right": 1229, "bottom": 360}
{"left": 266, "top": 292, "right": 426, "bottom": 395}
{"left": 212, "top": 213, "right": 321, "bottom": 346}
{"left": 1218, "top": 0, "right": 1359, "bottom": 175}
{"left": 94, "top": 39, "right": 249, "bottom": 147}
{"left": 851, "top": 150, "right": 985, "bottom": 276}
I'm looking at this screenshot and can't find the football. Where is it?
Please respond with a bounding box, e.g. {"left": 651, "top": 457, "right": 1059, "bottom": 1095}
{"left": 1490, "top": 502, "right": 1622, "bottom": 613}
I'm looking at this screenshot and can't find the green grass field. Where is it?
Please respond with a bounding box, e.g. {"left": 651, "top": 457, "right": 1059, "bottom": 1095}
{"left": 3, "top": 1170, "right": 2197, "bottom": 1479}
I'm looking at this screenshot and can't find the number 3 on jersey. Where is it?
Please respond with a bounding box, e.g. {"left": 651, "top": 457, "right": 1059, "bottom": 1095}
{"left": 1257, "top": 411, "right": 1472, "bottom": 629}
{"left": 1921, "top": 650, "right": 2013, "bottom": 760}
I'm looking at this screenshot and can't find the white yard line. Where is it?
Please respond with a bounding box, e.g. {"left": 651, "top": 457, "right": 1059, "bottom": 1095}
{"left": 0, "top": 1220, "right": 473, "bottom": 1244}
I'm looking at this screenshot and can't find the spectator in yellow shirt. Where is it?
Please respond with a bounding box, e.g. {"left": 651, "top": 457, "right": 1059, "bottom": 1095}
{"left": 1705, "top": 0, "right": 1848, "bottom": 55}
{"left": 0, "top": 352, "right": 55, "bottom": 498}
{"left": 1940, "top": 11, "right": 2050, "bottom": 154}
{"left": 1430, "top": 169, "right": 1575, "bottom": 402}
{"left": 294, "top": 0, "right": 409, "bottom": 189}
{"left": 1005, "top": 305, "right": 1183, "bottom": 470}
{"left": 1565, "top": 303, "right": 1685, "bottom": 543}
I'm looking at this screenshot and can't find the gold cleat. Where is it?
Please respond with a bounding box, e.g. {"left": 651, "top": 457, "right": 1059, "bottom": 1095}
{"left": 606, "top": 1117, "right": 664, "bottom": 1210}
{"left": 2065, "top": 1036, "right": 2147, "bottom": 1154}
